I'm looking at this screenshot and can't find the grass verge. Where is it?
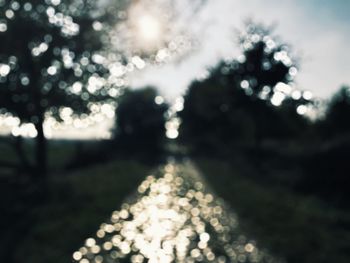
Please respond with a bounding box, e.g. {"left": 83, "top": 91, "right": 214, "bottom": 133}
{"left": 195, "top": 158, "right": 350, "bottom": 263}
{"left": 5, "top": 159, "right": 152, "bottom": 263}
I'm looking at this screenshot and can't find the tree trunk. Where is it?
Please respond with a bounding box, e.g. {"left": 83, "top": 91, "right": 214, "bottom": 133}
{"left": 34, "top": 116, "right": 47, "bottom": 180}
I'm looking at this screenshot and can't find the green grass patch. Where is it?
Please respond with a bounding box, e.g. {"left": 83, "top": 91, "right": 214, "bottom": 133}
{"left": 195, "top": 158, "right": 350, "bottom": 263}
{"left": 0, "top": 138, "right": 78, "bottom": 175}
{"left": 11, "top": 159, "right": 152, "bottom": 263}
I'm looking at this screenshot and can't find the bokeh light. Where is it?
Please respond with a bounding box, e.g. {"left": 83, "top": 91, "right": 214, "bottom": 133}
{"left": 73, "top": 162, "right": 282, "bottom": 263}
{"left": 0, "top": 0, "right": 195, "bottom": 139}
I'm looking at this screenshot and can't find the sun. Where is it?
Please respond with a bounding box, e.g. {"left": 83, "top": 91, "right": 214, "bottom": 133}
{"left": 126, "top": 2, "right": 168, "bottom": 52}
{"left": 110, "top": 0, "right": 189, "bottom": 58}
{"left": 136, "top": 14, "right": 162, "bottom": 42}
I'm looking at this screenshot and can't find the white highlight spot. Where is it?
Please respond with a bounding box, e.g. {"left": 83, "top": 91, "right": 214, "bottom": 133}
{"left": 137, "top": 15, "right": 161, "bottom": 42}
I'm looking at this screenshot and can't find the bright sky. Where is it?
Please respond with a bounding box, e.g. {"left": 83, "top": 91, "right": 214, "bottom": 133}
{"left": 3, "top": 0, "right": 350, "bottom": 139}
{"left": 130, "top": 0, "right": 350, "bottom": 101}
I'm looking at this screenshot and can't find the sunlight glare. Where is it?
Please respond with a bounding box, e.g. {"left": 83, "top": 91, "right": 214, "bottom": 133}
{"left": 73, "top": 162, "right": 278, "bottom": 263}
{"left": 137, "top": 15, "right": 161, "bottom": 42}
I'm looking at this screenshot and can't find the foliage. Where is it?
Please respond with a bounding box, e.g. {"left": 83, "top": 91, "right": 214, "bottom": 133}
{"left": 236, "top": 23, "right": 293, "bottom": 98}
{"left": 295, "top": 86, "right": 350, "bottom": 205}
{"left": 0, "top": 0, "right": 121, "bottom": 122}
{"left": 319, "top": 86, "right": 350, "bottom": 137}
{"left": 179, "top": 23, "right": 309, "bottom": 152}
{"left": 0, "top": 0, "right": 126, "bottom": 176}
{"left": 114, "top": 87, "right": 168, "bottom": 154}
{"left": 297, "top": 135, "right": 350, "bottom": 207}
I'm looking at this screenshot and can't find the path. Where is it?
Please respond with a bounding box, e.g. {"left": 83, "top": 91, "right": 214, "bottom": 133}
{"left": 72, "top": 161, "right": 283, "bottom": 263}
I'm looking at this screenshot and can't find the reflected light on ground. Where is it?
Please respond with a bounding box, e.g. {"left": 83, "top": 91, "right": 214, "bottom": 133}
{"left": 73, "top": 162, "right": 282, "bottom": 263}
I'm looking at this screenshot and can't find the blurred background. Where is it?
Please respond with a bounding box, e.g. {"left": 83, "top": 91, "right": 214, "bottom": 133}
{"left": 1, "top": 0, "right": 350, "bottom": 262}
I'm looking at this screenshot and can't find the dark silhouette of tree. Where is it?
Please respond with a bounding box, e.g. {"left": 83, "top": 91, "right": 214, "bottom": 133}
{"left": 179, "top": 23, "right": 308, "bottom": 153}
{"left": 179, "top": 65, "right": 257, "bottom": 152}
{"left": 0, "top": 0, "right": 123, "bottom": 178}
{"left": 297, "top": 86, "right": 350, "bottom": 207}
{"left": 272, "top": 96, "right": 311, "bottom": 137}
{"left": 114, "top": 87, "right": 168, "bottom": 154}
{"left": 233, "top": 23, "right": 301, "bottom": 145}
{"left": 321, "top": 86, "right": 350, "bottom": 137}
{"left": 236, "top": 23, "right": 293, "bottom": 98}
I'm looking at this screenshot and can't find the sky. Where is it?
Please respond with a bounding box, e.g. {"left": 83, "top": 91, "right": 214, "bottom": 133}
{"left": 3, "top": 0, "right": 350, "bottom": 139}
{"left": 130, "top": 0, "right": 350, "bottom": 101}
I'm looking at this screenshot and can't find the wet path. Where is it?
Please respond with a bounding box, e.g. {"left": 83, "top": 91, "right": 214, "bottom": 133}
{"left": 73, "top": 161, "right": 282, "bottom": 263}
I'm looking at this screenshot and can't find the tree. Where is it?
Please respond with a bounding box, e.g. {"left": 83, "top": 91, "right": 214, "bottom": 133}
{"left": 179, "top": 23, "right": 306, "bottom": 152}
{"left": 179, "top": 65, "right": 256, "bottom": 152}
{"left": 298, "top": 86, "right": 350, "bottom": 207}
{"left": 114, "top": 87, "right": 168, "bottom": 154}
{"left": 236, "top": 23, "right": 294, "bottom": 98}
{"left": 0, "top": 0, "right": 124, "bottom": 178}
{"left": 321, "top": 86, "right": 350, "bottom": 137}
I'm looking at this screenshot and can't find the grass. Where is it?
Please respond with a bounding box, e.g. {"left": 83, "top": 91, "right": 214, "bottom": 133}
{"left": 3, "top": 136, "right": 350, "bottom": 263}
{"left": 2, "top": 158, "right": 152, "bottom": 263}
{"left": 195, "top": 158, "right": 350, "bottom": 263}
